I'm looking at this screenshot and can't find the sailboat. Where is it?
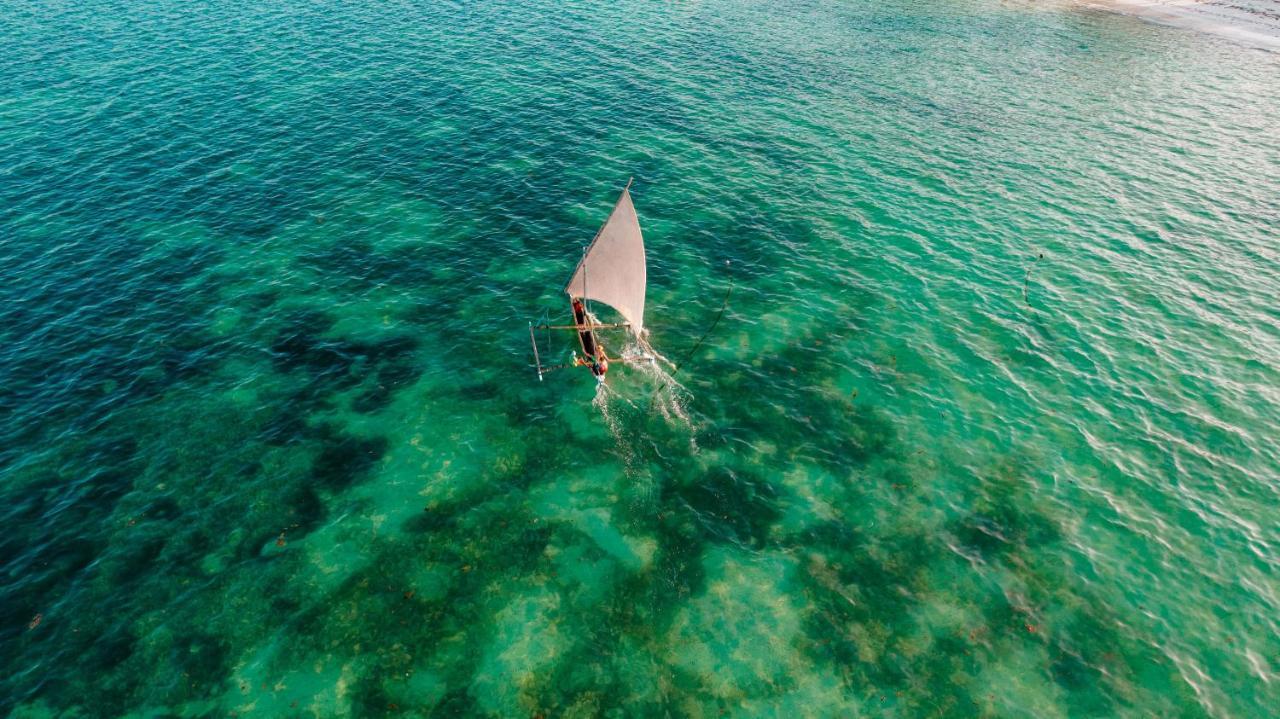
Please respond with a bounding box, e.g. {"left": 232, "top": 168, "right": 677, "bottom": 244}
{"left": 530, "top": 179, "right": 650, "bottom": 381}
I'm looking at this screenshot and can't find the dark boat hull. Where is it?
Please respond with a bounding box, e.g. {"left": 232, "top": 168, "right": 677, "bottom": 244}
{"left": 571, "top": 298, "right": 607, "bottom": 376}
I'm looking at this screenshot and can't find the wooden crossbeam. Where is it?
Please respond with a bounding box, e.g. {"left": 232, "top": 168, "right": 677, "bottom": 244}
{"left": 533, "top": 322, "right": 630, "bottom": 331}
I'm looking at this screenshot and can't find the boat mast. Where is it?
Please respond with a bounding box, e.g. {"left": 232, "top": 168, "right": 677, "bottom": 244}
{"left": 581, "top": 244, "right": 599, "bottom": 359}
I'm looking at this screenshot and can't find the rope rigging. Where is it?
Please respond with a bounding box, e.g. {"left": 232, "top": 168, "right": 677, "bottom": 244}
{"left": 670, "top": 270, "right": 733, "bottom": 378}
{"left": 645, "top": 261, "right": 733, "bottom": 412}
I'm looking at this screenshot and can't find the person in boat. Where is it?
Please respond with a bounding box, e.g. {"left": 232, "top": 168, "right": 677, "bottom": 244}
{"left": 576, "top": 342, "right": 609, "bottom": 377}
{"left": 591, "top": 346, "right": 609, "bottom": 377}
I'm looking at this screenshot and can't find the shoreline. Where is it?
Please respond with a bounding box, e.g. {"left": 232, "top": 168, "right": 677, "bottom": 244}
{"left": 1080, "top": 0, "right": 1280, "bottom": 50}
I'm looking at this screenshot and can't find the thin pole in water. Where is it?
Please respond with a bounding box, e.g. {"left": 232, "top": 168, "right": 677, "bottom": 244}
{"left": 529, "top": 322, "right": 544, "bottom": 381}
{"left": 1023, "top": 252, "right": 1044, "bottom": 305}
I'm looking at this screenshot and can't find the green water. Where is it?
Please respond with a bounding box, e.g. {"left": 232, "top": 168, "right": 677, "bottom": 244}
{"left": 2, "top": 0, "right": 1278, "bottom": 716}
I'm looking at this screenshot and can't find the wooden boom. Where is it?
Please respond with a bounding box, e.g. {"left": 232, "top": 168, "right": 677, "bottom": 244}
{"left": 533, "top": 322, "right": 630, "bottom": 331}
{"left": 533, "top": 353, "right": 647, "bottom": 376}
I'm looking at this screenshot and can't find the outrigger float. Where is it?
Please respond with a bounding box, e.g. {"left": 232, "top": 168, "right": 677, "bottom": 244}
{"left": 530, "top": 179, "right": 653, "bottom": 381}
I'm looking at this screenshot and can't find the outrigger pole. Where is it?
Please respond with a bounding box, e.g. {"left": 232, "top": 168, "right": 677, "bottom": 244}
{"left": 528, "top": 322, "right": 544, "bottom": 381}
{"left": 530, "top": 354, "right": 647, "bottom": 377}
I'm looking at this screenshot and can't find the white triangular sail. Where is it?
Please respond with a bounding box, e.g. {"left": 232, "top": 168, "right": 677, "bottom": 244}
{"left": 565, "top": 184, "right": 646, "bottom": 336}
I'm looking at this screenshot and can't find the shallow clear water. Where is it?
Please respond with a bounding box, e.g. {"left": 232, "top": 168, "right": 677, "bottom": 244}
{"left": 2, "top": 0, "right": 1278, "bottom": 716}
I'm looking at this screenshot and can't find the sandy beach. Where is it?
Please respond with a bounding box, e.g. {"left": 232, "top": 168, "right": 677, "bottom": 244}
{"left": 1083, "top": 0, "right": 1280, "bottom": 49}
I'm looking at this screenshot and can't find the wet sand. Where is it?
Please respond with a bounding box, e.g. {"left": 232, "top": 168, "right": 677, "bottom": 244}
{"left": 1084, "top": 0, "right": 1280, "bottom": 49}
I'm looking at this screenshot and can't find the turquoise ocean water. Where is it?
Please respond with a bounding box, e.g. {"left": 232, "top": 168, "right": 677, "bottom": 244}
{"left": 3, "top": 0, "right": 1278, "bottom": 715}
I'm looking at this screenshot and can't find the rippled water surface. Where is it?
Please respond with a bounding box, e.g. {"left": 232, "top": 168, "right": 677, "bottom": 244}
{"left": 3, "top": 0, "right": 1279, "bottom": 716}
